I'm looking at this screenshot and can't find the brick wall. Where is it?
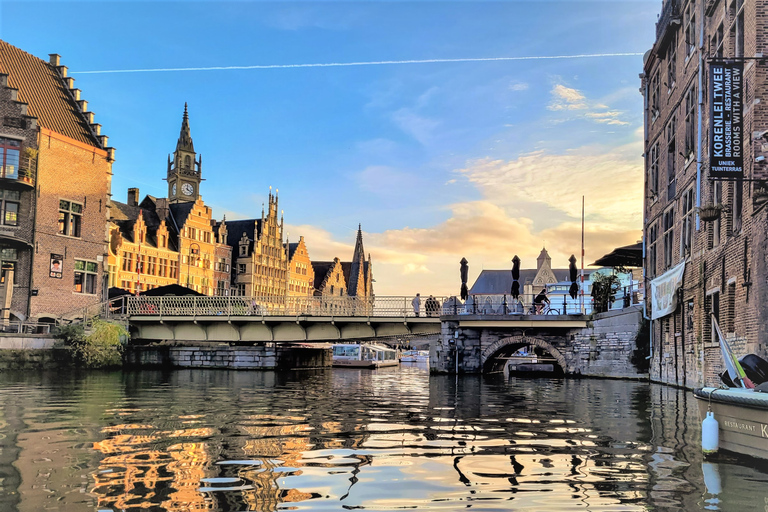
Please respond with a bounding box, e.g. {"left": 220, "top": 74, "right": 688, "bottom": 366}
{"left": 30, "top": 129, "right": 111, "bottom": 320}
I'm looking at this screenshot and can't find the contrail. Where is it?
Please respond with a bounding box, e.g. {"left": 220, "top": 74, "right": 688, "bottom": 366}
{"left": 71, "top": 52, "right": 644, "bottom": 74}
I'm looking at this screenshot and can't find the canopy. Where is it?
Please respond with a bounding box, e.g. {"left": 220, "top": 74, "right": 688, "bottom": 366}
{"left": 140, "top": 284, "right": 204, "bottom": 297}
{"left": 591, "top": 242, "right": 643, "bottom": 268}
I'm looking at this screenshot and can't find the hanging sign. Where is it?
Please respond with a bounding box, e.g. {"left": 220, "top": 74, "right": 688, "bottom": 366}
{"left": 50, "top": 253, "right": 63, "bottom": 279}
{"left": 651, "top": 261, "right": 686, "bottom": 320}
{"left": 709, "top": 61, "right": 743, "bottom": 178}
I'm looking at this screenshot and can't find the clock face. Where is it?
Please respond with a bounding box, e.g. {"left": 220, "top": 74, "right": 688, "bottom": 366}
{"left": 182, "top": 183, "right": 194, "bottom": 196}
{"left": 172, "top": 183, "right": 177, "bottom": 196}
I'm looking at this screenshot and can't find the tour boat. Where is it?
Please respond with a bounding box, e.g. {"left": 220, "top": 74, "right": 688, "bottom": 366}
{"left": 400, "top": 350, "right": 429, "bottom": 363}
{"left": 332, "top": 343, "right": 399, "bottom": 368}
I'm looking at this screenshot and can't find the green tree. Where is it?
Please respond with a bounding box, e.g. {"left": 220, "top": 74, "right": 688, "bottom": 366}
{"left": 55, "top": 320, "right": 127, "bottom": 368}
{"left": 591, "top": 273, "right": 620, "bottom": 314}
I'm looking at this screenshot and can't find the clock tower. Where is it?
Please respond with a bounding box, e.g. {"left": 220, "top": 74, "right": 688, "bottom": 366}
{"left": 167, "top": 103, "right": 202, "bottom": 203}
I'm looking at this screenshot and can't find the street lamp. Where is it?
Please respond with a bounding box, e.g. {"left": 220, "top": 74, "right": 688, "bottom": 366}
{"left": 187, "top": 242, "right": 200, "bottom": 290}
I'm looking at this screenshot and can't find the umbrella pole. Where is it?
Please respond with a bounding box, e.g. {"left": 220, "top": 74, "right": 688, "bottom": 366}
{"left": 580, "top": 196, "right": 585, "bottom": 314}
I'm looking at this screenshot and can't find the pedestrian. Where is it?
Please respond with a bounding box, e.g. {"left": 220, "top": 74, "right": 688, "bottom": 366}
{"left": 412, "top": 293, "right": 421, "bottom": 317}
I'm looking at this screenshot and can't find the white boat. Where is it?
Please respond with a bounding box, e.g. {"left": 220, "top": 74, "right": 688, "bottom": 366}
{"left": 332, "top": 343, "right": 399, "bottom": 368}
{"left": 400, "top": 350, "right": 429, "bottom": 363}
{"left": 693, "top": 386, "right": 768, "bottom": 460}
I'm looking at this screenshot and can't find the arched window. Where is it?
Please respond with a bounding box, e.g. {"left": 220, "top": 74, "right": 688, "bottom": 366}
{"left": 184, "top": 155, "right": 191, "bottom": 168}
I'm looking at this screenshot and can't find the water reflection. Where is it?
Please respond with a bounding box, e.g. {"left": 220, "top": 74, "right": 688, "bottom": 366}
{"left": 0, "top": 368, "right": 767, "bottom": 511}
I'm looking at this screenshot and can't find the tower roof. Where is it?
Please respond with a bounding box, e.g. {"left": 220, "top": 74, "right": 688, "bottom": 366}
{"left": 176, "top": 102, "right": 195, "bottom": 153}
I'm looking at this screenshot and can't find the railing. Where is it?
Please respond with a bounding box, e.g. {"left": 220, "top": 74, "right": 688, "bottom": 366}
{"left": 126, "top": 295, "right": 451, "bottom": 318}
{"left": 656, "top": 0, "right": 681, "bottom": 44}
{"left": 0, "top": 319, "right": 53, "bottom": 334}
{"left": 447, "top": 294, "right": 594, "bottom": 316}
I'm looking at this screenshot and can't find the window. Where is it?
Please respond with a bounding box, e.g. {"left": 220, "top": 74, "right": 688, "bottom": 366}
{"left": 667, "top": 30, "right": 677, "bottom": 91}
{"left": 684, "top": 85, "right": 696, "bottom": 157}
{"left": 666, "top": 117, "right": 677, "bottom": 200}
{"left": 216, "top": 280, "right": 227, "bottom": 296}
{"left": 238, "top": 264, "right": 246, "bottom": 274}
{"left": 663, "top": 208, "right": 675, "bottom": 268}
{"left": 58, "top": 200, "right": 82, "bottom": 237}
{"left": 681, "top": 187, "right": 694, "bottom": 257}
{"left": 169, "top": 260, "right": 178, "bottom": 279}
{"left": 648, "top": 142, "right": 659, "bottom": 197}
{"left": 650, "top": 71, "right": 660, "bottom": 120}
{"left": 122, "top": 252, "right": 133, "bottom": 272}
{"left": 236, "top": 283, "right": 246, "bottom": 296}
{"left": 733, "top": 179, "right": 743, "bottom": 233}
{"left": 74, "top": 260, "right": 98, "bottom": 294}
{"left": 727, "top": 281, "right": 736, "bottom": 333}
{"left": 684, "top": 2, "right": 696, "bottom": 57}
{"left": 0, "top": 246, "right": 17, "bottom": 284}
{"left": 713, "top": 23, "right": 724, "bottom": 59}
{"left": 712, "top": 180, "right": 722, "bottom": 247}
{"left": 0, "top": 138, "right": 20, "bottom": 179}
{"left": 0, "top": 189, "right": 20, "bottom": 226}
{"left": 240, "top": 244, "right": 248, "bottom": 257}
{"left": 730, "top": 0, "right": 744, "bottom": 58}
{"left": 159, "top": 234, "right": 166, "bottom": 248}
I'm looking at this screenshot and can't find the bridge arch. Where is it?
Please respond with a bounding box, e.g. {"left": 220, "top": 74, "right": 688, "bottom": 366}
{"left": 481, "top": 335, "right": 568, "bottom": 374}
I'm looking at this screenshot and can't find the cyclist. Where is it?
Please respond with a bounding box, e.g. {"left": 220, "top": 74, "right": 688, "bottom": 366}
{"left": 532, "top": 288, "right": 550, "bottom": 314}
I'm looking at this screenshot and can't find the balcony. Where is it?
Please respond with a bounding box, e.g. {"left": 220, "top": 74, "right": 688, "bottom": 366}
{"left": 656, "top": 0, "right": 681, "bottom": 53}
{"left": 1, "top": 155, "right": 36, "bottom": 189}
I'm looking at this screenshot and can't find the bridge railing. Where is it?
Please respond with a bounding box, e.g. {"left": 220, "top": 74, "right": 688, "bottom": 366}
{"left": 126, "top": 295, "right": 452, "bottom": 318}
{"left": 445, "top": 294, "right": 595, "bottom": 316}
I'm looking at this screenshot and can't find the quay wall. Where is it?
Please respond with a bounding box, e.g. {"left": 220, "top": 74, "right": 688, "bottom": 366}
{"left": 125, "top": 343, "right": 331, "bottom": 370}
{"left": 0, "top": 335, "right": 70, "bottom": 369}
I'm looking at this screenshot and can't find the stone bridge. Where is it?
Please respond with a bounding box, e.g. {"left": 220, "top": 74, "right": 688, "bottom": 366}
{"left": 431, "top": 306, "right": 646, "bottom": 378}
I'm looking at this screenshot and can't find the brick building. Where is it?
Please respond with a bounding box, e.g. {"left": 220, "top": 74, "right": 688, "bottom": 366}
{"left": 0, "top": 40, "right": 114, "bottom": 322}
{"left": 641, "top": 0, "right": 768, "bottom": 387}
{"left": 286, "top": 236, "right": 314, "bottom": 298}
{"left": 312, "top": 225, "right": 374, "bottom": 303}
{"left": 109, "top": 106, "right": 231, "bottom": 296}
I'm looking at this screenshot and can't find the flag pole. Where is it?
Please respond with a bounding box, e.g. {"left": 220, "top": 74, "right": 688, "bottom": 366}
{"left": 580, "top": 196, "right": 585, "bottom": 313}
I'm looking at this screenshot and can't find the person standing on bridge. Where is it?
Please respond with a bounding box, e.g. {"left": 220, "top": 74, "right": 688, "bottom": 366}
{"left": 412, "top": 293, "right": 421, "bottom": 317}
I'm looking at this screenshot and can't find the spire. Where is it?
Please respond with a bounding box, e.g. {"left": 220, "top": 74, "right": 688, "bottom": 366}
{"left": 176, "top": 102, "right": 195, "bottom": 153}
{"left": 352, "top": 224, "right": 365, "bottom": 264}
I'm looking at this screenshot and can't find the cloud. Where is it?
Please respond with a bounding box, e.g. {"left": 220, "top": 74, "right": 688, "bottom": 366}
{"left": 547, "top": 83, "right": 630, "bottom": 126}
{"left": 510, "top": 81, "right": 529, "bottom": 91}
{"left": 391, "top": 108, "right": 440, "bottom": 145}
{"left": 548, "top": 84, "right": 587, "bottom": 110}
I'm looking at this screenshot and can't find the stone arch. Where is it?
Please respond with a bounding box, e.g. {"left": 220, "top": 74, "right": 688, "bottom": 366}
{"left": 481, "top": 335, "right": 568, "bottom": 374}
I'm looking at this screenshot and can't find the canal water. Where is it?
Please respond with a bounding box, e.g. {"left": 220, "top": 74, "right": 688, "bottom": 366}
{"left": 1, "top": 365, "right": 767, "bottom": 512}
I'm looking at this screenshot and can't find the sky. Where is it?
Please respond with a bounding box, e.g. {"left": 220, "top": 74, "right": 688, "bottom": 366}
{"left": 0, "top": 0, "right": 659, "bottom": 296}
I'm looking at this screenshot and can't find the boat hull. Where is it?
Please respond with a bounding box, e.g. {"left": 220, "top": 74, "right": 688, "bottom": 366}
{"left": 333, "top": 359, "right": 400, "bottom": 369}
{"left": 694, "top": 387, "right": 768, "bottom": 460}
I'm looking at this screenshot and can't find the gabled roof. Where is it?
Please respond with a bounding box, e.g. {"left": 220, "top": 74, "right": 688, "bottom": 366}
{"left": 225, "top": 219, "right": 262, "bottom": 248}
{"left": 110, "top": 198, "right": 177, "bottom": 251}
{"left": 169, "top": 202, "right": 195, "bottom": 232}
{"left": 0, "top": 39, "right": 101, "bottom": 147}
{"left": 469, "top": 269, "right": 573, "bottom": 295}
{"left": 285, "top": 242, "right": 299, "bottom": 261}
{"left": 311, "top": 261, "right": 336, "bottom": 290}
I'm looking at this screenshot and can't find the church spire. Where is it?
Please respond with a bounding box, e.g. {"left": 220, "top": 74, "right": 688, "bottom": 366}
{"left": 176, "top": 102, "right": 195, "bottom": 153}
{"left": 352, "top": 224, "right": 365, "bottom": 264}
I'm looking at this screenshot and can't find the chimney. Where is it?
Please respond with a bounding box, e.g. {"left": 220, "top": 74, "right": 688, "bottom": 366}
{"left": 128, "top": 188, "right": 139, "bottom": 206}
{"left": 49, "top": 54, "right": 61, "bottom": 66}
{"left": 155, "top": 198, "right": 169, "bottom": 222}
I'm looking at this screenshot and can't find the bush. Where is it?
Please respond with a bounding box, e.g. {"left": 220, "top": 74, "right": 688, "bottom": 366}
{"left": 55, "top": 320, "right": 127, "bottom": 368}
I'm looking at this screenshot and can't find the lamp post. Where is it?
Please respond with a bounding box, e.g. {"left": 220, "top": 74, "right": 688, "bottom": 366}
{"left": 187, "top": 242, "right": 200, "bottom": 290}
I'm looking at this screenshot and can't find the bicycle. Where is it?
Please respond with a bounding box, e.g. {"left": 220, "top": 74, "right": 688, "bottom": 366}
{"left": 528, "top": 302, "right": 560, "bottom": 315}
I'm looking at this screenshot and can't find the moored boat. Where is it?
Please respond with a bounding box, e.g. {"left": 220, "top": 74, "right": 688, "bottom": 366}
{"left": 693, "top": 387, "right": 768, "bottom": 460}
{"left": 332, "top": 343, "right": 399, "bottom": 368}
{"left": 400, "top": 350, "right": 429, "bottom": 362}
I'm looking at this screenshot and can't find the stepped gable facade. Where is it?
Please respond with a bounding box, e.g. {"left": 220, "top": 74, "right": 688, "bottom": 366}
{"left": 225, "top": 189, "right": 289, "bottom": 302}
{"left": 0, "top": 40, "right": 114, "bottom": 321}
{"left": 108, "top": 106, "right": 232, "bottom": 296}
{"left": 285, "top": 236, "right": 314, "bottom": 298}
{"left": 312, "top": 258, "right": 347, "bottom": 297}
